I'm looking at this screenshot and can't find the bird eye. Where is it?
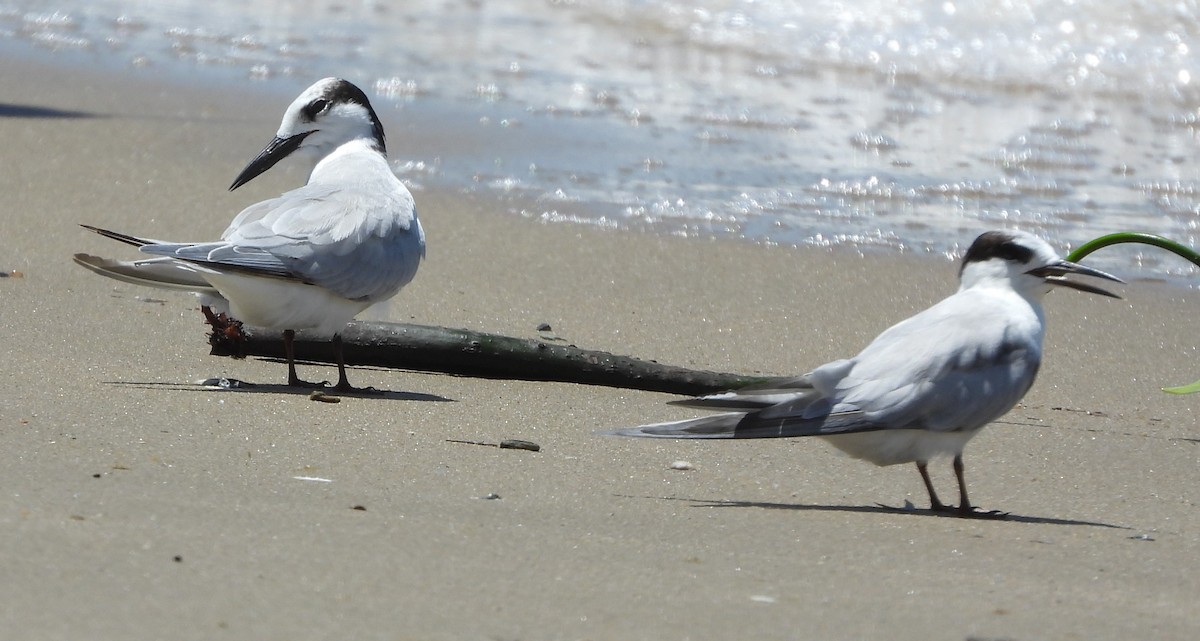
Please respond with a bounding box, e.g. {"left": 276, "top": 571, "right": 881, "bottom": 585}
{"left": 302, "top": 99, "right": 330, "bottom": 121}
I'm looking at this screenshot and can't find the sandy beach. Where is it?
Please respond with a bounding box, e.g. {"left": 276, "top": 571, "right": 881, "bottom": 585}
{"left": 2, "top": 58, "right": 1198, "bottom": 640}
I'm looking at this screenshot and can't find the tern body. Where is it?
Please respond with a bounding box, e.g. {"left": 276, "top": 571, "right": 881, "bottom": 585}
{"left": 75, "top": 78, "right": 424, "bottom": 391}
{"left": 608, "top": 230, "right": 1122, "bottom": 516}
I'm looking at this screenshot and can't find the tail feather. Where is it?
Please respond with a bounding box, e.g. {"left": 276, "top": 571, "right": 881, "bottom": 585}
{"left": 73, "top": 253, "right": 218, "bottom": 294}
{"left": 668, "top": 398, "right": 773, "bottom": 411}
{"left": 79, "top": 224, "right": 163, "bottom": 248}
{"left": 602, "top": 412, "right": 745, "bottom": 439}
{"left": 606, "top": 403, "right": 881, "bottom": 441}
{"left": 668, "top": 382, "right": 820, "bottom": 412}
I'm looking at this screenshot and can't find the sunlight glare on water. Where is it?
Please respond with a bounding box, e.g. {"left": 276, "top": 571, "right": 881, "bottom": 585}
{"left": 2, "top": 0, "right": 1198, "bottom": 282}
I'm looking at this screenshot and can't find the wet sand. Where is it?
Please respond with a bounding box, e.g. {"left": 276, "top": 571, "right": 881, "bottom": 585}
{"left": 1, "top": 58, "right": 1198, "bottom": 640}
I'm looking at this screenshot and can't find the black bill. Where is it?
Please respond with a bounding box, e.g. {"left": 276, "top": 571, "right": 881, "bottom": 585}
{"left": 229, "top": 130, "right": 315, "bottom": 191}
{"left": 1027, "top": 261, "right": 1125, "bottom": 298}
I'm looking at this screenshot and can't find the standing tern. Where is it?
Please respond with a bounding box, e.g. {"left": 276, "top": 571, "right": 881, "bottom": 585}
{"left": 607, "top": 230, "right": 1123, "bottom": 516}
{"left": 74, "top": 78, "right": 425, "bottom": 392}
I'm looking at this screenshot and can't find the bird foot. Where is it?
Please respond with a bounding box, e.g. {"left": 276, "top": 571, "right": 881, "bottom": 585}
{"left": 331, "top": 382, "right": 382, "bottom": 395}
{"left": 876, "top": 502, "right": 916, "bottom": 512}
{"left": 932, "top": 503, "right": 1009, "bottom": 520}
{"left": 287, "top": 377, "right": 331, "bottom": 390}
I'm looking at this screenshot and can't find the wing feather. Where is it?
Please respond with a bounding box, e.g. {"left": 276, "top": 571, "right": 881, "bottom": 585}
{"left": 614, "top": 287, "right": 1043, "bottom": 441}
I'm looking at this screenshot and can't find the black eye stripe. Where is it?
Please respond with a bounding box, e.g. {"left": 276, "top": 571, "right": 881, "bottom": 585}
{"left": 959, "top": 231, "right": 1037, "bottom": 275}
{"left": 992, "top": 241, "right": 1034, "bottom": 263}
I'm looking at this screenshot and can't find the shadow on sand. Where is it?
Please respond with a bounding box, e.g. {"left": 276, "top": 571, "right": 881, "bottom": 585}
{"left": 101, "top": 379, "right": 454, "bottom": 403}
{"left": 0, "top": 103, "right": 98, "bottom": 119}
{"left": 619, "top": 494, "right": 1130, "bottom": 529}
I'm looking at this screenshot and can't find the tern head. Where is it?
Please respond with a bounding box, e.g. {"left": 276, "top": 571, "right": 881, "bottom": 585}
{"left": 958, "top": 230, "right": 1123, "bottom": 299}
{"left": 229, "top": 78, "right": 385, "bottom": 191}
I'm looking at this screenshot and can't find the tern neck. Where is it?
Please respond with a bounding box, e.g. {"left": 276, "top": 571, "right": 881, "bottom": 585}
{"left": 959, "top": 261, "right": 1048, "bottom": 302}
{"left": 308, "top": 138, "right": 393, "bottom": 184}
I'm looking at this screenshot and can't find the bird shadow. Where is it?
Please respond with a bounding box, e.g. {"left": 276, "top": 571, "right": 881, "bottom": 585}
{"left": 0, "top": 102, "right": 99, "bottom": 119}
{"left": 100, "top": 380, "right": 454, "bottom": 402}
{"left": 619, "top": 495, "right": 1129, "bottom": 529}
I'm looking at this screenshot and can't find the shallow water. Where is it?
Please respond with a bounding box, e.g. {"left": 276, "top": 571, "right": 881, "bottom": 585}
{"left": 3, "top": 0, "right": 1199, "bottom": 283}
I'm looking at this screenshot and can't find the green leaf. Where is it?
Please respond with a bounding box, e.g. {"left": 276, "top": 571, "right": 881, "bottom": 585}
{"left": 1163, "top": 380, "right": 1200, "bottom": 395}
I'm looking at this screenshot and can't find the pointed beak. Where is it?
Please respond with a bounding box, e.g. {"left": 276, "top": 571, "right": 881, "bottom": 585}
{"left": 1027, "top": 260, "right": 1125, "bottom": 298}
{"left": 228, "top": 130, "right": 315, "bottom": 191}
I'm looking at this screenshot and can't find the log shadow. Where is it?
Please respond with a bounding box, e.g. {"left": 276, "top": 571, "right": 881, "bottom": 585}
{"left": 100, "top": 380, "right": 454, "bottom": 402}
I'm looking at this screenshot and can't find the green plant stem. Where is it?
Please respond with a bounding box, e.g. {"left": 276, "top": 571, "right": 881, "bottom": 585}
{"left": 1066, "top": 232, "right": 1200, "bottom": 267}
{"left": 1067, "top": 231, "right": 1199, "bottom": 394}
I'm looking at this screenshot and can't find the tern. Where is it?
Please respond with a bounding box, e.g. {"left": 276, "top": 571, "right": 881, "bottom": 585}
{"left": 607, "top": 230, "right": 1123, "bottom": 516}
{"left": 74, "top": 78, "right": 425, "bottom": 392}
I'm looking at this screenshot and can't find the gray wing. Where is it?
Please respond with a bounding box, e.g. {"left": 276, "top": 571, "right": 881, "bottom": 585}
{"left": 219, "top": 179, "right": 424, "bottom": 300}
{"left": 134, "top": 179, "right": 424, "bottom": 301}
{"left": 138, "top": 241, "right": 296, "bottom": 280}
{"left": 733, "top": 291, "right": 1042, "bottom": 438}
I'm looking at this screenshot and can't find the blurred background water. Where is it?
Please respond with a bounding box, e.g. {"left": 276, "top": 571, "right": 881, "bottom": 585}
{"left": 3, "top": 0, "right": 1199, "bottom": 283}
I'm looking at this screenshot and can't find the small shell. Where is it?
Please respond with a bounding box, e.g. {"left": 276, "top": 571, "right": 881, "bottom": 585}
{"left": 669, "top": 460, "right": 694, "bottom": 471}
{"left": 309, "top": 391, "right": 341, "bottom": 403}
{"left": 198, "top": 377, "right": 254, "bottom": 389}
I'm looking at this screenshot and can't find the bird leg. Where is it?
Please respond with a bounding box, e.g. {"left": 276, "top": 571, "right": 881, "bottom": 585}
{"left": 331, "top": 333, "right": 379, "bottom": 394}
{"left": 916, "top": 457, "right": 1007, "bottom": 519}
{"left": 283, "top": 329, "right": 327, "bottom": 388}
{"left": 917, "top": 461, "right": 948, "bottom": 511}
{"left": 953, "top": 454, "right": 971, "bottom": 510}
{"left": 951, "top": 454, "right": 1008, "bottom": 519}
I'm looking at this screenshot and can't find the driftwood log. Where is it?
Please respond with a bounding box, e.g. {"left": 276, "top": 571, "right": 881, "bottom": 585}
{"left": 207, "top": 320, "right": 781, "bottom": 396}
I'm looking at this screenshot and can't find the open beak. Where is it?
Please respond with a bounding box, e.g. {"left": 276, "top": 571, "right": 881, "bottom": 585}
{"left": 1027, "top": 261, "right": 1125, "bottom": 298}
{"left": 229, "top": 130, "right": 315, "bottom": 191}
